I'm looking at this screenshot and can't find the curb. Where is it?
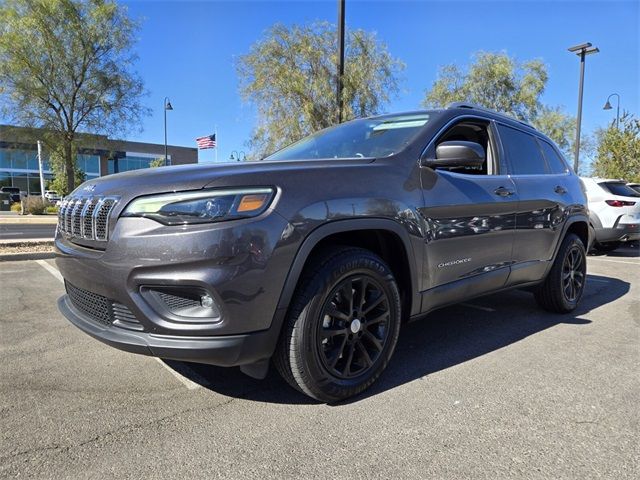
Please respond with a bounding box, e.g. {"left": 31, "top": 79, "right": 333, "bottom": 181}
{"left": 0, "top": 251, "right": 55, "bottom": 262}
{"left": 0, "top": 239, "right": 54, "bottom": 247}
{"left": 0, "top": 216, "right": 58, "bottom": 224}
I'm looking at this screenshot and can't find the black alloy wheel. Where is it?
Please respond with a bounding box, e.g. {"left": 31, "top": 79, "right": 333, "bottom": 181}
{"left": 534, "top": 233, "right": 586, "bottom": 313}
{"left": 562, "top": 245, "right": 586, "bottom": 302}
{"left": 317, "top": 275, "right": 391, "bottom": 379}
{"left": 275, "top": 247, "right": 401, "bottom": 403}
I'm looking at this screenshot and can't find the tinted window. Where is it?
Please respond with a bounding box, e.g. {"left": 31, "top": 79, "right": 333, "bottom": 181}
{"left": 265, "top": 114, "right": 430, "bottom": 161}
{"left": 599, "top": 182, "right": 640, "bottom": 198}
{"left": 539, "top": 140, "right": 568, "bottom": 174}
{"left": 498, "top": 125, "right": 547, "bottom": 175}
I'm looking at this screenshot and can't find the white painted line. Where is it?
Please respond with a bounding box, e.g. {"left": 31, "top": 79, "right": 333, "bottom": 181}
{"left": 588, "top": 257, "right": 640, "bottom": 266}
{"left": 36, "top": 259, "right": 63, "bottom": 283}
{"left": 155, "top": 358, "right": 201, "bottom": 390}
{"left": 35, "top": 259, "right": 200, "bottom": 391}
{"left": 587, "top": 277, "right": 610, "bottom": 284}
{"left": 461, "top": 303, "right": 496, "bottom": 312}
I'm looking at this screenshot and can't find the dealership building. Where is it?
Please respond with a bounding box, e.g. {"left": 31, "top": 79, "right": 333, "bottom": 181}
{"left": 0, "top": 125, "right": 198, "bottom": 195}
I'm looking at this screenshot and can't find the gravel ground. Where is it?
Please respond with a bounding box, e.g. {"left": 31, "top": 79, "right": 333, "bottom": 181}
{"left": 0, "top": 241, "right": 53, "bottom": 255}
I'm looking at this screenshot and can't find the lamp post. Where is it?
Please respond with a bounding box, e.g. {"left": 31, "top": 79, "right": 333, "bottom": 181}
{"left": 603, "top": 93, "right": 620, "bottom": 129}
{"left": 230, "top": 150, "right": 246, "bottom": 162}
{"left": 336, "top": 0, "right": 345, "bottom": 124}
{"left": 163, "top": 97, "right": 173, "bottom": 166}
{"left": 568, "top": 42, "right": 599, "bottom": 173}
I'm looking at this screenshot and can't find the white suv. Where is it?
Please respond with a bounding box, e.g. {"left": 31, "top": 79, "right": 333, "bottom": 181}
{"left": 581, "top": 178, "right": 640, "bottom": 252}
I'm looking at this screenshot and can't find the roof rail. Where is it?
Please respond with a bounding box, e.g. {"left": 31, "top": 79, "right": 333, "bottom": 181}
{"left": 446, "top": 102, "right": 533, "bottom": 128}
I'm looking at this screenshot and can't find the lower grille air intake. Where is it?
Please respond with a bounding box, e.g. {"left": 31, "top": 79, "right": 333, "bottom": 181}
{"left": 65, "top": 281, "right": 143, "bottom": 331}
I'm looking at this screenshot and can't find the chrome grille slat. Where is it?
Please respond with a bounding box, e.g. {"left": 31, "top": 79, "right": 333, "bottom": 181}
{"left": 64, "top": 199, "right": 75, "bottom": 233}
{"left": 80, "top": 198, "right": 94, "bottom": 238}
{"left": 71, "top": 199, "right": 85, "bottom": 236}
{"left": 95, "top": 198, "right": 116, "bottom": 241}
{"left": 57, "top": 195, "right": 118, "bottom": 244}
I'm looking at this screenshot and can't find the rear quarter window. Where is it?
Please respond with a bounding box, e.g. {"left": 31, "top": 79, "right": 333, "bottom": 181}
{"left": 498, "top": 124, "right": 548, "bottom": 175}
{"left": 539, "top": 140, "right": 569, "bottom": 174}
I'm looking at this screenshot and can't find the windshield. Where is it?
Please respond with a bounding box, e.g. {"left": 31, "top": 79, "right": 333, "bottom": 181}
{"left": 265, "top": 114, "right": 430, "bottom": 161}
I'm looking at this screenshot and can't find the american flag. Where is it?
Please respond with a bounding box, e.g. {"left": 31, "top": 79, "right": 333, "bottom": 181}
{"left": 196, "top": 133, "right": 216, "bottom": 149}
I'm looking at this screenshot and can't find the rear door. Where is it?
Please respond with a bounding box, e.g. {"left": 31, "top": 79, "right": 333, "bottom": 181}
{"left": 497, "top": 124, "right": 573, "bottom": 284}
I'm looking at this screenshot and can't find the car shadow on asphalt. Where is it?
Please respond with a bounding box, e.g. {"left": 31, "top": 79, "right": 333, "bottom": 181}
{"left": 589, "top": 243, "right": 639, "bottom": 258}
{"left": 165, "top": 273, "right": 630, "bottom": 406}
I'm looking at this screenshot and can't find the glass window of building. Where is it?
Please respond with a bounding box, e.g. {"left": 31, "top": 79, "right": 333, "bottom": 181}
{"left": 11, "top": 150, "right": 28, "bottom": 170}
{"left": 0, "top": 171, "right": 11, "bottom": 188}
{"left": 0, "top": 149, "right": 11, "bottom": 169}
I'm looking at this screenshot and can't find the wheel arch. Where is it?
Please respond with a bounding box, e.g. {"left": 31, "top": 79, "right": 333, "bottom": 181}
{"left": 275, "top": 219, "right": 420, "bottom": 320}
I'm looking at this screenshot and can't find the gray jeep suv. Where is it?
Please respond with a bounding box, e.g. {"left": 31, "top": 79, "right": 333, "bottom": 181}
{"left": 55, "top": 103, "right": 590, "bottom": 402}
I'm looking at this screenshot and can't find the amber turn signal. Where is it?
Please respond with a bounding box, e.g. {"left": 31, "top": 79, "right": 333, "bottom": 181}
{"left": 237, "top": 194, "right": 269, "bottom": 212}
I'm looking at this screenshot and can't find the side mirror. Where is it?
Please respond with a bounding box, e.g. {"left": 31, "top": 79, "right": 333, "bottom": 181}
{"left": 422, "top": 141, "right": 486, "bottom": 168}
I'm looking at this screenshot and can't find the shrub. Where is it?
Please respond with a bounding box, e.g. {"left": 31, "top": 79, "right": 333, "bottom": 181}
{"left": 45, "top": 205, "right": 59, "bottom": 215}
{"left": 23, "top": 196, "right": 48, "bottom": 215}
{"left": 10, "top": 202, "right": 22, "bottom": 213}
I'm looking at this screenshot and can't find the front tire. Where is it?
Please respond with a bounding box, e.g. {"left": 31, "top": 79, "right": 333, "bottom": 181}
{"left": 534, "top": 233, "right": 586, "bottom": 313}
{"left": 275, "top": 247, "right": 401, "bottom": 403}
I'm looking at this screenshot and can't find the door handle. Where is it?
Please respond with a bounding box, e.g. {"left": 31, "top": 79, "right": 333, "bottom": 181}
{"left": 554, "top": 185, "right": 567, "bottom": 195}
{"left": 494, "top": 186, "right": 514, "bottom": 197}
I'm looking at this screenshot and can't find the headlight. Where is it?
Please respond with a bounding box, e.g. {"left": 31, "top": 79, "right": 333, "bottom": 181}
{"left": 121, "top": 187, "right": 275, "bottom": 225}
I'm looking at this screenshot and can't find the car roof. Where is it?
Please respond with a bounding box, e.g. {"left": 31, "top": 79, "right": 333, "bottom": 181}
{"left": 365, "top": 103, "right": 546, "bottom": 139}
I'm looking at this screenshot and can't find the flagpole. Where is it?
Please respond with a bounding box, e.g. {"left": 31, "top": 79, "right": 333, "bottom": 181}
{"left": 215, "top": 125, "right": 218, "bottom": 163}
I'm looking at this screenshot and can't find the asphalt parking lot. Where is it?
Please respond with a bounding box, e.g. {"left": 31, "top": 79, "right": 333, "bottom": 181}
{"left": 1, "top": 247, "right": 638, "bottom": 479}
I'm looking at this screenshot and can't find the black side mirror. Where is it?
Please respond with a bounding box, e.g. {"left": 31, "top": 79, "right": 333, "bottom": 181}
{"left": 422, "top": 140, "right": 485, "bottom": 168}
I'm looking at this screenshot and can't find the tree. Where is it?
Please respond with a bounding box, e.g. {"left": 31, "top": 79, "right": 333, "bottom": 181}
{"left": 47, "top": 143, "right": 86, "bottom": 195}
{"left": 149, "top": 157, "right": 165, "bottom": 168}
{"left": 592, "top": 113, "right": 640, "bottom": 182}
{"left": 423, "top": 51, "right": 576, "bottom": 157}
{"left": 237, "top": 22, "right": 404, "bottom": 158}
{"left": 0, "top": 0, "right": 148, "bottom": 194}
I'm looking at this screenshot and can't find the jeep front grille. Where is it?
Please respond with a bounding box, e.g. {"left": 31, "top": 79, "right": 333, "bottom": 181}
{"left": 58, "top": 196, "right": 119, "bottom": 242}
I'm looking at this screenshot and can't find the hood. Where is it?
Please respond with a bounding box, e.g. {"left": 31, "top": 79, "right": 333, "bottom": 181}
{"left": 73, "top": 158, "right": 375, "bottom": 199}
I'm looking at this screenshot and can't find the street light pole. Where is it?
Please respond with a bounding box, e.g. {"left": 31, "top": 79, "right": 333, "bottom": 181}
{"left": 336, "top": 0, "right": 345, "bottom": 124}
{"left": 603, "top": 93, "right": 621, "bottom": 129}
{"left": 568, "top": 42, "right": 599, "bottom": 173}
{"left": 163, "top": 97, "right": 173, "bottom": 166}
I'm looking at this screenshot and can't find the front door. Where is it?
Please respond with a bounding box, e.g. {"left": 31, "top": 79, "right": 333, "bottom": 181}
{"left": 418, "top": 118, "right": 518, "bottom": 309}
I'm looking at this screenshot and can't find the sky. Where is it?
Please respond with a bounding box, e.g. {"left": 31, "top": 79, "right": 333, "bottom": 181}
{"left": 123, "top": 0, "right": 639, "bottom": 163}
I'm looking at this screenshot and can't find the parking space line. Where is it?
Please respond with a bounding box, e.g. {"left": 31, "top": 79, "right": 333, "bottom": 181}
{"left": 155, "top": 358, "right": 202, "bottom": 390}
{"left": 36, "top": 259, "right": 201, "bottom": 391}
{"left": 36, "top": 259, "right": 64, "bottom": 283}
{"left": 461, "top": 303, "right": 496, "bottom": 312}
{"left": 587, "top": 277, "right": 610, "bottom": 284}
{"left": 588, "top": 257, "right": 639, "bottom": 266}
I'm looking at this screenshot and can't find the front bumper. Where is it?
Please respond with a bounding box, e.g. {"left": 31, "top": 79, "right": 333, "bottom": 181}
{"left": 55, "top": 210, "right": 294, "bottom": 366}
{"left": 59, "top": 295, "right": 282, "bottom": 366}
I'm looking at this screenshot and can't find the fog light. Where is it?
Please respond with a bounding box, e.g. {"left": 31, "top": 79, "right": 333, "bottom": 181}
{"left": 200, "top": 294, "right": 214, "bottom": 308}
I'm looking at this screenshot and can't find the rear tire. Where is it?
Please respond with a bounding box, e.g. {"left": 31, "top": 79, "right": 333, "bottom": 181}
{"left": 593, "top": 241, "right": 621, "bottom": 253}
{"left": 275, "top": 247, "right": 401, "bottom": 403}
{"left": 534, "top": 233, "right": 586, "bottom": 313}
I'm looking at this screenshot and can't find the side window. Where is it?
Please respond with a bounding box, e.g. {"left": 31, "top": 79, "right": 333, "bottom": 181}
{"left": 433, "top": 120, "right": 496, "bottom": 175}
{"left": 497, "top": 124, "right": 548, "bottom": 175}
{"left": 539, "top": 140, "right": 569, "bottom": 174}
